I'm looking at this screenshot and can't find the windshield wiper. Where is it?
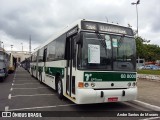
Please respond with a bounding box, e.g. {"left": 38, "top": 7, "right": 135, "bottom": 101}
{"left": 95, "top": 32, "right": 107, "bottom": 48}
{"left": 95, "top": 32, "right": 108, "bottom": 62}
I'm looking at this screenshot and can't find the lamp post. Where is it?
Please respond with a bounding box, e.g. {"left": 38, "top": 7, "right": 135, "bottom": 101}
{"left": 2, "top": 42, "right": 4, "bottom": 49}
{"left": 11, "top": 45, "right": 13, "bottom": 51}
{"left": 131, "top": 0, "right": 140, "bottom": 36}
{"left": 0, "top": 41, "right": 3, "bottom": 48}
{"left": 21, "top": 43, "right": 23, "bottom": 52}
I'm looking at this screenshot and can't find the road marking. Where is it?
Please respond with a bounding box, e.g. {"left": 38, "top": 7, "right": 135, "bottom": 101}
{"left": 11, "top": 94, "right": 55, "bottom": 98}
{"left": 7, "top": 104, "right": 76, "bottom": 111}
{"left": 140, "top": 117, "right": 160, "bottom": 120}
{"left": 134, "top": 100, "right": 160, "bottom": 111}
{"left": 12, "top": 87, "right": 47, "bottom": 90}
{"left": 12, "top": 83, "right": 14, "bottom": 86}
{"left": 8, "top": 94, "right": 11, "bottom": 99}
{"left": 14, "top": 80, "right": 36, "bottom": 81}
{"left": 124, "top": 102, "right": 148, "bottom": 111}
{"left": 5, "top": 106, "right": 9, "bottom": 111}
{"left": 13, "top": 83, "right": 39, "bottom": 85}
{"left": 10, "top": 88, "right": 13, "bottom": 91}
{"left": 14, "top": 80, "right": 37, "bottom": 82}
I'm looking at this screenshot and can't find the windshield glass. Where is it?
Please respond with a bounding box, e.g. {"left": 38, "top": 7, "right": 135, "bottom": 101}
{"left": 78, "top": 32, "right": 136, "bottom": 71}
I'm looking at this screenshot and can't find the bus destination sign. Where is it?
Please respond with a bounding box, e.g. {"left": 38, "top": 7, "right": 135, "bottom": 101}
{"left": 99, "top": 24, "right": 127, "bottom": 34}
{"left": 81, "top": 21, "right": 133, "bottom": 36}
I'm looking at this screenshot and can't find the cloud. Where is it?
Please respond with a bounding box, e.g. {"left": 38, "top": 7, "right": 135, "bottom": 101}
{"left": 0, "top": 0, "right": 160, "bottom": 51}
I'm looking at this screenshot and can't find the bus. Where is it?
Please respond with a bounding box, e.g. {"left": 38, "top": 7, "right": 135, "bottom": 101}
{"left": 8, "top": 52, "right": 16, "bottom": 73}
{"left": 30, "top": 19, "right": 137, "bottom": 104}
{"left": 21, "top": 57, "right": 31, "bottom": 72}
{"left": 0, "top": 47, "right": 10, "bottom": 81}
{"left": 136, "top": 58, "right": 145, "bottom": 69}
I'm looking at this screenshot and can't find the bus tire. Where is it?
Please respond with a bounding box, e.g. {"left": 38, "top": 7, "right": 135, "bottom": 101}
{"left": 0, "top": 77, "right": 4, "bottom": 82}
{"left": 40, "top": 73, "right": 42, "bottom": 84}
{"left": 57, "top": 78, "right": 63, "bottom": 99}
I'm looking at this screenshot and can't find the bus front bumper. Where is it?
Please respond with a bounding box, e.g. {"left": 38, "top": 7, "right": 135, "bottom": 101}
{"left": 76, "top": 87, "right": 137, "bottom": 104}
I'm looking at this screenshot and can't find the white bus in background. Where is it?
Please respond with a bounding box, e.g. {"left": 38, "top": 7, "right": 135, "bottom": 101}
{"left": 136, "top": 58, "right": 145, "bottom": 70}
{"left": 30, "top": 19, "right": 137, "bottom": 104}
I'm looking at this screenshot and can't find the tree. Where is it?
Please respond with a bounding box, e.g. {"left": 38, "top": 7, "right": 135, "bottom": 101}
{"left": 135, "top": 36, "right": 160, "bottom": 62}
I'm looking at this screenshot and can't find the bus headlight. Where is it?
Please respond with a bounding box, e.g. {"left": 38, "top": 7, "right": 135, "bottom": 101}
{"left": 91, "top": 83, "right": 95, "bottom": 87}
{"left": 132, "top": 82, "right": 136, "bottom": 87}
{"left": 127, "top": 82, "right": 131, "bottom": 87}
{"left": 84, "top": 83, "right": 89, "bottom": 87}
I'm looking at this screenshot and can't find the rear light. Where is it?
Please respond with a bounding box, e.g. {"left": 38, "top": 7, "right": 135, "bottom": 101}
{"left": 78, "top": 82, "right": 84, "bottom": 88}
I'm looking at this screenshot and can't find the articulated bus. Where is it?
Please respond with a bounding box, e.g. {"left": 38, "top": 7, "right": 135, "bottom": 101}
{"left": 0, "top": 47, "right": 10, "bottom": 81}
{"left": 30, "top": 19, "right": 137, "bottom": 104}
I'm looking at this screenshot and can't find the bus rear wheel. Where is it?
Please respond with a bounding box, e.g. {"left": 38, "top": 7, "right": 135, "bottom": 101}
{"left": 40, "top": 73, "right": 42, "bottom": 84}
{"left": 57, "top": 78, "right": 63, "bottom": 99}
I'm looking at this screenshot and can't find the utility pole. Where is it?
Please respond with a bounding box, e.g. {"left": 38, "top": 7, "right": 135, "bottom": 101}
{"left": 131, "top": 0, "right": 140, "bottom": 36}
{"left": 11, "top": 45, "right": 13, "bottom": 51}
{"left": 21, "top": 43, "right": 23, "bottom": 52}
{"left": 0, "top": 40, "right": 2, "bottom": 48}
{"left": 29, "top": 35, "right": 31, "bottom": 54}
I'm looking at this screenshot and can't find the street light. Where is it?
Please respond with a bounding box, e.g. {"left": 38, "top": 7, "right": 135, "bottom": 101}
{"left": 131, "top": 0, "right": 140, "bottom": 36}
{"left": 21, "top": 43, "right": 23, "bottom": 52}
{"left": 11, "top": 45, "right": 13, "bottom": 51}
{"left": 0, "top": 41, "right": 3, "bottom": 48}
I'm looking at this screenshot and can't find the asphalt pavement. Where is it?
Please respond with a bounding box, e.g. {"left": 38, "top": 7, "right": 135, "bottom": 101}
{"left": 0, "top": 67, "right": 160, "bottom": 120}
{"left": 137, "top": 78, "right": 160, "bottom": 107}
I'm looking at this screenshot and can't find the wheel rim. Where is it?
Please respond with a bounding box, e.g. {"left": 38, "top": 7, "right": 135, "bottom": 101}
{"left": 58, "top": 80, "right": 61, "bottom": 95}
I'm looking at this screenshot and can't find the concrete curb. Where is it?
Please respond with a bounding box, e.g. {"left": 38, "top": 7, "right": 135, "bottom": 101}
{"left": 137, "top": 74, "right": 160, "bottom": 81}
{"left": 134, "top": 100, "right": 160, "bottom": 111}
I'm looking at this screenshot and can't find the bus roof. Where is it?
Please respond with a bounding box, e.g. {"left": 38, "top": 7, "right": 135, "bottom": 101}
{"left": 32, "top": 19, "right": 133, "bottom": 54}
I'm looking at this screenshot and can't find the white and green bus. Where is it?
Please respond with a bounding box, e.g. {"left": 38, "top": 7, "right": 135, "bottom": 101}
{"left": 30, "top": 19, "right": 137, "bottom": 104}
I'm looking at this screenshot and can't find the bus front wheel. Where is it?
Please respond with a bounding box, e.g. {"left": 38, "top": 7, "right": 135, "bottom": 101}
{"left": 57, "top": 78, "right": 63, "bottom": 99}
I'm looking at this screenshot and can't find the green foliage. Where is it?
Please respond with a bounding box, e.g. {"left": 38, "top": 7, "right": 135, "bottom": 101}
{"left": 135, "top": 36, "right": 160, "bottom": 61}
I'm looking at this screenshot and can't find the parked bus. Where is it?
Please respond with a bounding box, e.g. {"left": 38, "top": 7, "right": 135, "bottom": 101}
{"left": 8, "top": 52, "right": 16, "bottom": 73}
{"left": 30, "top": 19, "right": 137, "bottom": 104}
{"left": 21, "top": 57, "right": 31, "bottom": 72}
{"left": 0, "top": 47, "right": 10, "bottom": 81}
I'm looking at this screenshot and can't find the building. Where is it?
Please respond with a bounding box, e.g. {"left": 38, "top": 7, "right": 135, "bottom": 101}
{"left": 7, "top": 51, "right": 31, "bottom": 63}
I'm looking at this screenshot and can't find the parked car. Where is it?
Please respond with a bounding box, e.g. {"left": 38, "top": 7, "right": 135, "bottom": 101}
{"left": 143, "top": 65, "right": 160, "bottom": 70}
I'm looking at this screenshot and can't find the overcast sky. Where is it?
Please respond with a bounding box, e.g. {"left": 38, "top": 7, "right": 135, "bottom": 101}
{"left": 0, "top": 0, "right": 160, "bottom": 52}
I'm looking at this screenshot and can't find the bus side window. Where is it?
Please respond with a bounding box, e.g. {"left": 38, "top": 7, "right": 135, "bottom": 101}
{"left": 43, "top": 48, "right": 47, "bottom": 62}
{"left": 73, "top": 37, "right": 77, "bottom": 68}
{"left": 65, "top": 38, "right": 70, "bottom": 60}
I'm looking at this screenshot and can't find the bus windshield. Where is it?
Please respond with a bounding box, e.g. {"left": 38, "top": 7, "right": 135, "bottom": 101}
{"left": 78, "top": 32, "right": 136, "bottom": 71}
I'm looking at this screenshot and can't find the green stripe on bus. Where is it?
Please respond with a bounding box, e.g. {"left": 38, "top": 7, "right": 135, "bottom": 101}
{"left": 45, "top": 67, "right": 64, "bottom": 78}
{"left": 84, "top": 72, "right": 136, "bottom": 82}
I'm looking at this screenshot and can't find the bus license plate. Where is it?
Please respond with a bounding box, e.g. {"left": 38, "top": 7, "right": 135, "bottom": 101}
{"left": 108, "top": 97, "right": 118, "bottom": 102}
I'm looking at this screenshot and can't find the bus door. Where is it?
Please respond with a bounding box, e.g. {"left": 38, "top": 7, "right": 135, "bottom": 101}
{"left": 42, "top": 47, "right": 47, "bottom": 82}
{"left": 66, "top": 36, "right": 76, "bottom": 98}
